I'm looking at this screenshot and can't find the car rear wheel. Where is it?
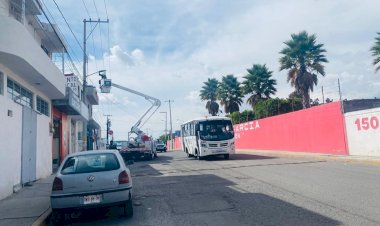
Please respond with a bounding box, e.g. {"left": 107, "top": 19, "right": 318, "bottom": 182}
{"left": 124, "top": 198, "right": 133, "bottom": 218}
{"left": 51, "top": 210, "right": 65, "bottom": 225}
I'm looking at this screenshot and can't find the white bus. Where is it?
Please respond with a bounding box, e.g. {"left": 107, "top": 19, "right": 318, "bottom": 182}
{"left": 181, "top": 116, "right": 235, "bottom": 160}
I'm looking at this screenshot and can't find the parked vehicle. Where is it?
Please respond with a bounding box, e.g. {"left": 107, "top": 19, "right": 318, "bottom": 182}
{"left": 155, "top": 143, "right": 167, "bottom": 152}
{"left": 99, "top": 76, "right": 160, "bottom": 161}
{"left": 181, "top": 116, "right": 235, "bottom": 160}
{"left": 115, "top": 140, "right": 129, "bottom": 150}
{"left": 50, "top": 150, "right": 133, "bottom": 223}
{"left": 119, "top": 138, "right": 157, "bottom": 161}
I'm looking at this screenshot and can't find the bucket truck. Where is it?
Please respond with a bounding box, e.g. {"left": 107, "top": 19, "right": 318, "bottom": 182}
{"left": 99, "top": 75, "right": 161, "bottom": 160}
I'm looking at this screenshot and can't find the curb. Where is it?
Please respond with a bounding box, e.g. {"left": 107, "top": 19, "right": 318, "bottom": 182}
{"left": 31, "top": 207, "right": 51, "bottom": 226}
{"left": 236, "top": 149, "right": 380, "bottom": 166}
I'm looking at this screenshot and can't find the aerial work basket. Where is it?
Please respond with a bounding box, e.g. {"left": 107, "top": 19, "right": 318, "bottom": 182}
{"left": 99, "top": 79, "right": 112, "bottom": 93}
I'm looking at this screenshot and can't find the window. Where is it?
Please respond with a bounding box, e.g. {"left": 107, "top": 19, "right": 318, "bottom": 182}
{"left": 37, "top": 96, "right": 49, "bottom": 116}
{"left": 61, "top": 153, "right": 120, "bottom": 174}
{"left": 7, "top": 78, "right": 33, "bottom": 108}
{"left": 0, "top": 71, "right": 3, "bottom": 95}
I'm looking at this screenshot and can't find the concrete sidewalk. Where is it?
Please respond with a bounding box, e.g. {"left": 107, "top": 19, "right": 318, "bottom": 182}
{"left": 0, "top": 175, "right": 54, "bottom": 226}
{"left": 237, "top": 149, "right": 380, "bottom": 165}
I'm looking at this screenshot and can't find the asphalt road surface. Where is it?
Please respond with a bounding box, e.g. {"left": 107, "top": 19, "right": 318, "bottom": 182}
{"left": 59, "top": 151, "right": 380, "bottom": 226}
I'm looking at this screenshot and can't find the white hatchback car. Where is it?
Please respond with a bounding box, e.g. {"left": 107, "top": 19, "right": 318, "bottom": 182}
{"left": 50, "top": 150, "right": 133, "bottom": 222}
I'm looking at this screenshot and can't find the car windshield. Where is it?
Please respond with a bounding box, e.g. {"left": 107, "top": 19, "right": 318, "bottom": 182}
{"left": 61, "top": 153, "right": 120, "bottom": 174}
{"left": 199, "top": 120, "right": 234, "bottom": 141}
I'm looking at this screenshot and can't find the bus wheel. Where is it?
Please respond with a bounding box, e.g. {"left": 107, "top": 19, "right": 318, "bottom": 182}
{"left": 224, "top": 154, "right": 229, "bottom": 160}
{"left": 187, "top": 152, "right": 193, "bottom": 158}
{"left": 197, "top": 154, "right": 203, "bottom": 160}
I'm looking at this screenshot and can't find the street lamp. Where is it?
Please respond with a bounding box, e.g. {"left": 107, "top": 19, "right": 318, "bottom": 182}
{"left": 160, "top": 111, "right": 168, "bottom": 144}
{"left": 87, "top": 69, "right": 106, "bottom": 78}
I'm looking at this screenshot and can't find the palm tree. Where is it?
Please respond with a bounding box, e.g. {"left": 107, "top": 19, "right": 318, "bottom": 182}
{"left": 279, "top": 31, "right": 328, "bottom": 108}
{"left": 217, "top": 74, "right": 243, "bottom": 114}
{"left": 199, "top": 78, "right": 219, "bottom": 116}
{"left": 370, "top": 32, "right": 380, "bottom": 72}
{"left": 242, "top": 64, "right": 277, "bottom": 109}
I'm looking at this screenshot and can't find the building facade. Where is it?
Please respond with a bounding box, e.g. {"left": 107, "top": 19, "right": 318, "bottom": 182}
{"left": 0, "top": 0, "right": 101, "bottom": 200}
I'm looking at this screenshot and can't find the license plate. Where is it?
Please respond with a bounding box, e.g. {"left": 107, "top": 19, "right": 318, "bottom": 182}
{"left": 213, "top": 150, "right": 225, "bottom": 153}
{"left": 83, "top": 195, "right": 102, "bottom": 205}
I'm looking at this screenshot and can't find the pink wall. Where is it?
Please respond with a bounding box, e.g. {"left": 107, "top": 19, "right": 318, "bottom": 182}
{"left": 167, "top": 137, "right": 182, "bottom": 150}
{"left": 174, "top": 137, "right": 182, "bottom": 149}
{"left": 234, "top": 102, "right": 348, "bottom": 155}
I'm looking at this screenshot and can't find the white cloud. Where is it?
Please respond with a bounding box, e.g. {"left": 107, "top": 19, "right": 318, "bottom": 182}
{"left": 184, "top": 90, "right": 200, "bottom": 102}
{"left": 131, "top": 49, "right": 144, "bottom": 61}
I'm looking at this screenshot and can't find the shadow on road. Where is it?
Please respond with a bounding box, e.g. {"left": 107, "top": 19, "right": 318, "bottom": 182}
{"left": 204, "top": 153, "right": 277, "bottom": 161}
{"left": 50, "top": 156, "right": 341, "bottom": 225}
{"left": 131, "top": 173, "right": 341, "bottom": 226}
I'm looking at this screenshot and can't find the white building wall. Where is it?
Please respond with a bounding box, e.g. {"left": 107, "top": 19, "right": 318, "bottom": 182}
{"left": 0, "top": 0, "right": 9, "bottom": 16}
{"left": 0, "top": 64, "right": 53, "bottom": 199}
{"left": 345, "top": 108, "right": 380, "bottom": 156}
{"left": 25, "top": 15, "right": 43, "bottom": 45}
{"left": 0, "top": 95, "right": 22, "bottom": 200}
{"left": 0, "top": 15, "right": 66, "bottom": 98}
{"left": 36, "top": 114, "right": 52, "bottom": 179}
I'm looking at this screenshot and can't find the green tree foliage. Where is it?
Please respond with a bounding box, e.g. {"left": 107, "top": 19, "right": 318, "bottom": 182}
{"left": 200, "top": 78, "right": 220, "bottom": 116}
{"left": 370, "top": 32, "right": 380, "bottom": 72}
{"left": 217, "top": 75, "right": 243, "bottom": 114}
{"left": 254, "top": 98, "right": 303, "bottom": 119}
{"left": 227, "top": 110, "right": 255, "bottom": 124}
{"left": 242, "top": 64, "right": 277, "bottom": 108}
{"left": 158, "top": 134, "right": 170, "bottom": 143}
{"left": 279, "top": 31, "right": 328, "bottom": 109}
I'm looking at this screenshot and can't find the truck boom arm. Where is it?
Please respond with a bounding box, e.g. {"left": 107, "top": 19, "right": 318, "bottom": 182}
{"left": 111, "top": 83, "right": 161, "bottom": 134}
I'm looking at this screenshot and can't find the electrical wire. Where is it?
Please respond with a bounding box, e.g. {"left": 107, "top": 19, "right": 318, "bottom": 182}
{"left": 81, "top": 0, "right": 91, "bottom": 18}
{"left": 41, "top": 0, "right": 82, "bottom": 76}
{"left": 52, "top": 0, "right": 84, "bottom": 53}
{"left": 103, "top": 0, "right": 109, "bottom": 19}
{"left": 92, "top": 0, "right": 100, "bottom": 18}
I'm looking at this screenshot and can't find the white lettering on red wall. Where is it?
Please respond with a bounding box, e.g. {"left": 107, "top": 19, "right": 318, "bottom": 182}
{"left": 234, "top": 121, "right": 260, "bottom": 139}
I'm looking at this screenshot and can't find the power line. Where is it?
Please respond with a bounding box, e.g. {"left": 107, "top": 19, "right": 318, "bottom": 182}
{"left": 37, "top": 1, "right": 82, "bottom": 76}
{"left": 103, "top": 0, "right": 109, "bottom": 19}
{"left": 81, "top": 0, "right": 91, "bottom": 18}
{"left": 42, "top": 0, "right": 82, "bottom": 76}
{"left": 107, "top": 23, "right": 112, "bottom": 78}
{"left": 52, "top": 0, "right": 84, "bottom": 53}
{"left": 90, "top": 23, "right": 99, "bottom": 72}
{"left": 99, "top": 22, "right": 105, "bottom": 69}
{"left": 92, "top": 0, "right": 100, "bottom": 18}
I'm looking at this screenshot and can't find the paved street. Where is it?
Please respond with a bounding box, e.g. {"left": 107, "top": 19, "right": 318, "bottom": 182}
{"left": 53, "top": 151, "right": 380, "bottom": 226}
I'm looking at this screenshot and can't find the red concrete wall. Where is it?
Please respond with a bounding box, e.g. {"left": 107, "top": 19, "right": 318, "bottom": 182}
{"left": 167, "top": 137, "right": 182, "bottom": 150}
{"left": 174, "top": 137, "right": 182, "bottom": 150}
{"left": 234, "top": 102, "right": 348, "bottom": 155}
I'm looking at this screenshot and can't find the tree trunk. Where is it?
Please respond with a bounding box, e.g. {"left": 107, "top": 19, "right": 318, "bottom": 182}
{"left": 301, "top": 89, "right": 311, "bottom": 108}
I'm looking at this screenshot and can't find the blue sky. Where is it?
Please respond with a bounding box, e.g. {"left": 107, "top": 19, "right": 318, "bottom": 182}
{"left": 44, "top": 0, "right": 380, "bottom": 139}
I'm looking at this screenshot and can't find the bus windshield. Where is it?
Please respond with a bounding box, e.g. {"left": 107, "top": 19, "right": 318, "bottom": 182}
{"left": 199, "top": 120, "right": 234, "bottom": 141}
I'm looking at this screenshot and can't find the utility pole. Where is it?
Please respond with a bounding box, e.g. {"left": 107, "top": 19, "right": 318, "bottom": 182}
{"left": 338, "top": 78, "right": 345, "bottom": 113}
{"left": 104, "top": 114, "right": 112, "bottom": 147}
{"left": 338, "top": 78, "right": 342, "bottom": 101}
{"left": 165, "top": 100, "right": 174, "bottom": 150}
{"left": 160, "top": 111, "right": 168, "bottom": 143}
{"left": 83, "top": 18, "right": 109, "bottom": 103}
{"left": 322, "top": 86, "right": 325, "bottom": 104}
